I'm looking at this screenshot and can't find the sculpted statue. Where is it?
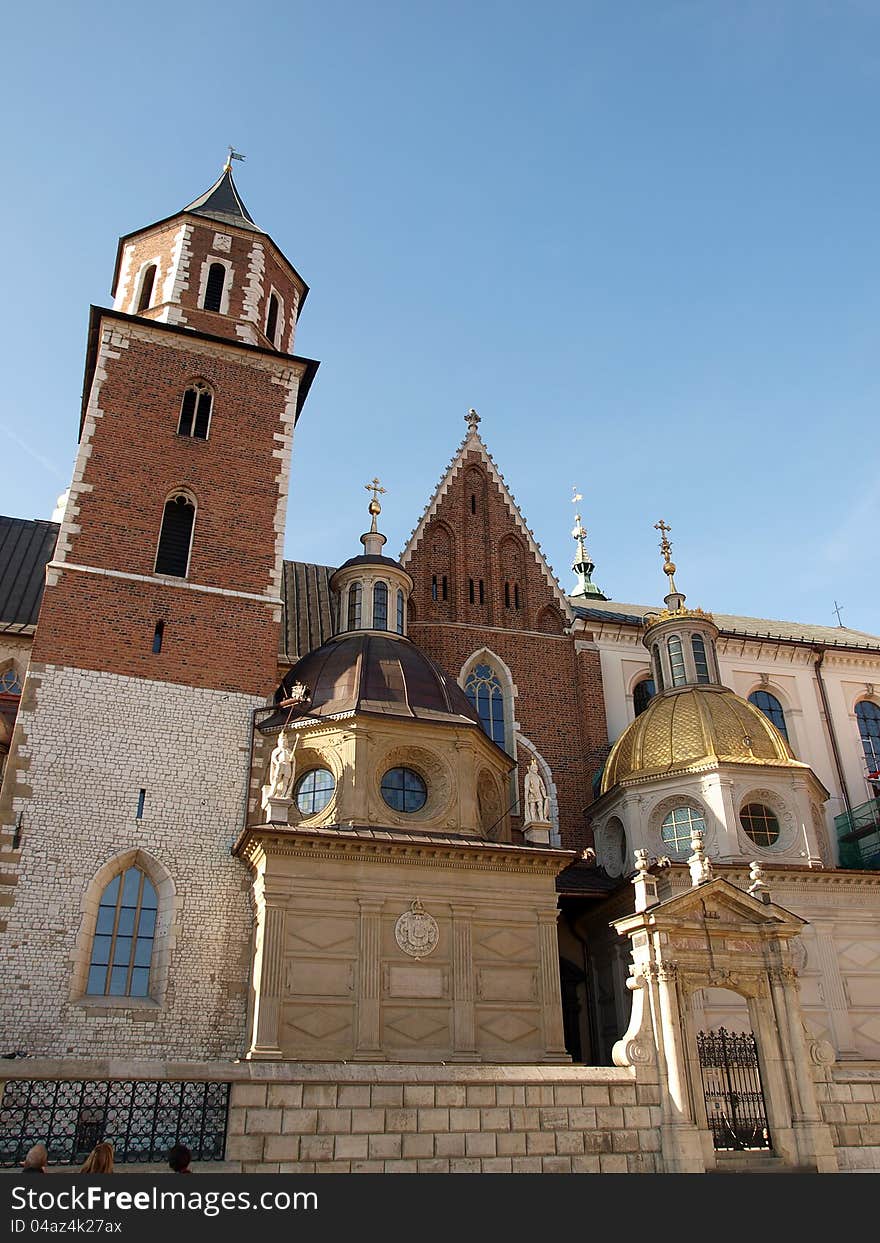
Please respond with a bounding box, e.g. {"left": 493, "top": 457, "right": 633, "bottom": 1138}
{"left": 266, "top": 729, "right": 298, "bottom": 802}
{"left": 523, "top": 757, "right": 549, "bottom": 823}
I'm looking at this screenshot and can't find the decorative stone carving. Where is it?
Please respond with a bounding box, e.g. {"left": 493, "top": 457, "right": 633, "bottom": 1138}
{"left": 747, "top": 859, "right": 770, "bottom": 901}
{"left": 687, "top": 829, "right": 712, "bottom": 887}
{"left": 523, "top": 758, "right": 551, "bottom": 844}
{"left": 262, "top": 728, "right": 298, "bottom": 822}
{"left": 394, "top": 898, "right": 439, "bottom": 960}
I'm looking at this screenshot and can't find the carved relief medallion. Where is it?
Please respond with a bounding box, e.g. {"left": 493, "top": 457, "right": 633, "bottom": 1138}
{"left": 395, "top": 898, "right": 439, "bottom": 960}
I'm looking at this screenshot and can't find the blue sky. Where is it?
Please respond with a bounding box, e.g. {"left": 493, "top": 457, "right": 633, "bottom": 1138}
{"left": 1, "top": 2, "right": 878, "bottom": 632}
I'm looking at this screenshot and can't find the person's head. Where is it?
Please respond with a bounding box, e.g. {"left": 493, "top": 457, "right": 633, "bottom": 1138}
{"left": 22, "top": 1143, "right": 48, "bottom": 1171}
{"left": 167, "top": 1143, "right": 192, "bottom": 1173}
{"left": 80, "top": 1143, "right": 114, "bottom": 1174}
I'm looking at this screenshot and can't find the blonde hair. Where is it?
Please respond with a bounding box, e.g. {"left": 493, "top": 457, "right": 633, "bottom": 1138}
{"left": 80, "top": 1143, "right": 114, "bottom": 1174}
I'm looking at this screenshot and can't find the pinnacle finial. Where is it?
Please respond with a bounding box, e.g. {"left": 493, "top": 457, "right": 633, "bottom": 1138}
{"left": 570, "top": 487, "right": 604, "bottom": 598}
{"left": 654, "top": 519, "right": 678, "bottom": 593}
{"left": 465, "top": 408, "right": 481, "bottom": 434}
{"left": 364, "top": 477, "right": 386, "bottom": 532}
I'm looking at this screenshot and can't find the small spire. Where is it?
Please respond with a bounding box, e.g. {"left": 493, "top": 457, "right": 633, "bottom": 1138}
{"left": 224, "top": 145, "right": 246, "bottom": 173}
{"left": 570, "top": 488, "right": 604, "bottom": 599}
{"left": 465, "top": 408, "right": 481, "bottom": 435}
{"left": 361, "top": 477, "right": 388, "bottom": 555}
{"left": 364, "top": 476, "right": 386, "bottom": 533}
{"left": 654, "top": 519, "right": 687, "bottom": 613}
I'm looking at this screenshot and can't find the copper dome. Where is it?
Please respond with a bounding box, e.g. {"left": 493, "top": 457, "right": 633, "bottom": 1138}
{"left": 273, "top": 632, "right": 484, "bottom": 729}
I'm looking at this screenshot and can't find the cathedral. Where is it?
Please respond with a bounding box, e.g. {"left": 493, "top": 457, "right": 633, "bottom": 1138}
{"left": 0, "top": 164, "right": 879, "bottom": 1174}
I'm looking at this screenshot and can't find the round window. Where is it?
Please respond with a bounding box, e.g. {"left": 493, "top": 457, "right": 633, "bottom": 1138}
{"left": 381, "top": 767, "right": 427, "bottom": 813}
{"left": 740, "top": 803, "right": 780, "bottom": 848}
{"left": 661, "top": 806, "right": 706, "bottom": 856}
{"left": 295, "top": 768, "right": 335, "bottom": 815}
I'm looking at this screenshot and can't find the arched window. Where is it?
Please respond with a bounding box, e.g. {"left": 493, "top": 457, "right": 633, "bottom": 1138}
{"left": 203, "top": 263, "right": 226, "bottom": 312}
{"left": 691, "top": 635, "right": 711, "bottom": 684}
{"left": 667, "top": 636, "right": 686, "bottom": 687}
{"left": 177, "top": 383, "right": 212, "bottom": 439}
{"left": 856, "top": 700, "right": 880, "bottom": 771}
{"left": 652, "top": 645, "right": 664, "bottom": 693}
{"left": 347, "top": 583, "right": 362, "bottom": 630}
{"left": 137, "top": 264, "right": 157, "bottom": 312}
{"left": 748, "top": 690, "right": 789, "bottom": 742}
{"left": 464, "top": 664, "right": 506, "bottom": 749}
{"left": 396, "top": 589, "right": 405, "bottom": 634}
{"left": 633, "top": 677, "right": 655, "bottom": 717}
{"left": 372, "top": 582, "right": 388, "bottom": 630}
{"left": 265, "top": 293, "right": 279, "bottom": 345}
{"left": 155, "top": 494, "right": 195, "bottom": 578}
{"left": 661, "top": 806, "right": 706, "bottom": 856}
{"left": 86, "top": 866, "right": 157, "bottom": 997}
{"left": 0, "top": 668, "right": 23, "bottom": 695}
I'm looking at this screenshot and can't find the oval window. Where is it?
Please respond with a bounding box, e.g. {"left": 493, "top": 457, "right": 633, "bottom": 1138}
{"left": 295, "top": 768, "right": 335, "bottom": 815}
{"left": 381, "top": 766, "right": 427, "bottom": 813}
{"left": 740, "top": 803, "right": 780, "bottom": 848}
{"left": 660, "top": 806, "right": 706, "bottom": 856}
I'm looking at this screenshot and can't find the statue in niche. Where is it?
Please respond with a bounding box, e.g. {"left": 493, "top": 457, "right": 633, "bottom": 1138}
{"left": 264, "top": 729, "right": 298, "bottom": 804}
{"left": 524, "top": 757, "right": 550, "bottom": 824}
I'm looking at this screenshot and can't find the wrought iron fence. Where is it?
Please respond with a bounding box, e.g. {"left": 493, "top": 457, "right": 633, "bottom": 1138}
{"left": 697, "top": 1028, "right": 771, "bottom": 1151}
{"left": 0, "top": 1080, "right": 229, "bottom": 1166}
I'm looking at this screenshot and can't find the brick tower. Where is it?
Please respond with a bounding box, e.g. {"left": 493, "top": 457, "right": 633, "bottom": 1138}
{"left": 0, "top": 161, "right": 318, "bottom": 1060}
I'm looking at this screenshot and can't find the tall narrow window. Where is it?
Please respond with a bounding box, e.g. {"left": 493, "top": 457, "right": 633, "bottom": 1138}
{"left": 86, "top": 867, "right": 157, "bottom": 998}
{"left": 668, "top": 636, "right": 686, "bottom": 687}
{"left": 633, "top": 677, "right": 655, "bottom": 716}
{"left": 431, "top": 575, "right": 438, "bottom": 601}
{"left": 505, "top": 582, "right": 510, "bottom": 608}
{"left": 155, "top": 494, "right": 195, "bottom": 578}
{"left": 691, "top": 635, "right": 711, "bottom": 683}
{"left": 856, "top": 700, "right": 880, "bottom": 771}
{"left": 177, "top": 383, "right": 212, "bottom": 439}
{"left": 469, "top": 579, "right": 475, "bottom": 604}
{"left": 748, "top": 690, "right": 789, "bottom": 742}
{"left": 514, "top": 583, "right": 520, "bottom": 610}
{"left": 265, "top": 292, "right": 280, "bottom": 345}
{"left": 652, "top": 645, "right": 665, "bottom": 693}
{"left": 479, "top": 580, "right": 485, "bottom": 605}
{"left": 396, "top": 589, "right": 405, "bottom": 634}
{"left": 152, "top": 621, "right": 164, "bottom": 654}
{"left": 347, "top": 583, "right": 362, "bottom": 630}
{"left": 137, "top": 265, "right": 157, "bottom": 312}
{"left": 372, "top": 582, "right": 388, "bottom": 630}
{"left": 471, "top": 495, "right": 476, "bottom": 514}
{"left": 465, "top": 664, "right": 506, "bottom": 750}
{"left": 203, "top": 263, "right": 226, "bottom": 312}
{"left": 442, "top": 575, "right": 448, "bottom": 601}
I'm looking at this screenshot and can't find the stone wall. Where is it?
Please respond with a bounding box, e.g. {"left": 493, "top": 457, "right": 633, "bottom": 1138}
{"left": 814, "top": 1064, "right": 880, "bottom": 1172}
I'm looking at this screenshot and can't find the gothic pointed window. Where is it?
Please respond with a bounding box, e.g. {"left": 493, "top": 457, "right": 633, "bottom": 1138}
{"left": 0, "top": 668, "right": 22, "bottom": 695}
{"left": 464, "top": 663, "right": 506, "bottom": 750}
{"left": 155, "top": 494, "right": 195, "bottom": 578}
{"left": 203, "top": 263, "right": 226, "bottom": 313}
{"left": 86, "top": 866, "right": 157, "bottom": 997}
{"left": 265, "top": 293, "right": 280, "bottom": 345}
{"left": 177, "top": 383, "right": 212, "bottom": 439}
{"left": 137, "top": 265, "right": 157, "bottom": 312}
{"left": 633, "top": 676, "right": 655, "bottom": 717}
{"left": 748, "top": 690, "right": 789, "bottom": 742}
{"left": 691, "top": 635, "right": 711, "bottom": 684}
{"left": 856, "top": 700, "right": 880, "bottom": 771}
{"left": 373, "top": 582, "right": 388, "bottom": 630}
{"left": 396, "top": 589, "right": 405, "bottom": 634}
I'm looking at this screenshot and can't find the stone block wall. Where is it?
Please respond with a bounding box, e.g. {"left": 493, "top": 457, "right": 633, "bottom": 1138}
{"left": 814, "top": 1065, "right": 880, "bottom": 1172}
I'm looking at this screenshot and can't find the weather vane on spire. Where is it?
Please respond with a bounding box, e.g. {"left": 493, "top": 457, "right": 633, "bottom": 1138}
{"left": 465, "top": 408, "right": 481, "bottom": 434}
{"left": 654, "top": 519, "right": 678, "bottom": 593}
{"left": 571, "top": 488, "right": 589, "bottom": 565}
{"left": 224, "top": 146, "right": 246, "bottom": 172}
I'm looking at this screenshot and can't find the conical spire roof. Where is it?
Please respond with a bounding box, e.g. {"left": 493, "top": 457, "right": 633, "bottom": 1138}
{"left": 183, "top": 168, "right": 263, "bottom": 233}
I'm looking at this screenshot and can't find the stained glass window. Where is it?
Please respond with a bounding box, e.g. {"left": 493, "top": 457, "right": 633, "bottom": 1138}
{"left": 464, "top": 664, "right": 506, "bottom": 749}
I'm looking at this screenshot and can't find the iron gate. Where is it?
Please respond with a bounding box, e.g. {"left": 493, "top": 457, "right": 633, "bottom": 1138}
{"left": 697, "top": 1028, "right": 771, "bottom": 1151}
{"left": 0, "top": 1080, "right": 230, "bottom": 1167}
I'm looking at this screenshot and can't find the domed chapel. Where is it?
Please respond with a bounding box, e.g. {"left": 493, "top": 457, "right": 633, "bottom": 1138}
{"left": 1, "top": 162, "right": 879, "bottom": 1174}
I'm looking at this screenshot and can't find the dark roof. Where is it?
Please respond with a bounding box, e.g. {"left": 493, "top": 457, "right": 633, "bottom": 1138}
{"left": 280, "top": 561, "right": 335, "bottom": 662}
{"left": 333, "top": 554, "right": 407, "bottom": 576}
{"left": 573, "top": 598, "right": 880, "bottom": 653}
{"left": 262, "top": 630, "right": 489, "bottom": 735}
{"left": 182, "top": 168, "right": 263, "bottom": 234}
{"left": 555, "top": 860, "right": 624, "bottom": 898}
{"left": 0, "top": 518, "right": 58, "bottom": 631}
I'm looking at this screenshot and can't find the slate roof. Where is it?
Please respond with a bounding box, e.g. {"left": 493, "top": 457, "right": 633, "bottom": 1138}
{"left": 573, "top": 598, "right": 880, "bottom": 653}
{"left": 279, "top": 561, "right": 335, "bottom": 662}
{"left": 182, "top": 168, "right": 263, "bottom": 234}
{"left": 0, "top": 518, "right": 58, "bottom": 632}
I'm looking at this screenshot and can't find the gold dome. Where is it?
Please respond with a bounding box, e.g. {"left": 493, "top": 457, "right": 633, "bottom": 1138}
{"left": 601, "top": 685, "right": 799, "bottom": 794}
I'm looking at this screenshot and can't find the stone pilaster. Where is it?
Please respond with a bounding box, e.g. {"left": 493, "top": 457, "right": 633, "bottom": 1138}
{"left": 451, "top": 904, "right": 476, "bottom": 1059}
{"left": 537, "top": 908, "right": 568, "bottom": 1060}
{"left": 354, "top": 898, "right": 383, "bottom": 1058}
{"left": 249, "top": 900, "right": 285, "bottom": 1058}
